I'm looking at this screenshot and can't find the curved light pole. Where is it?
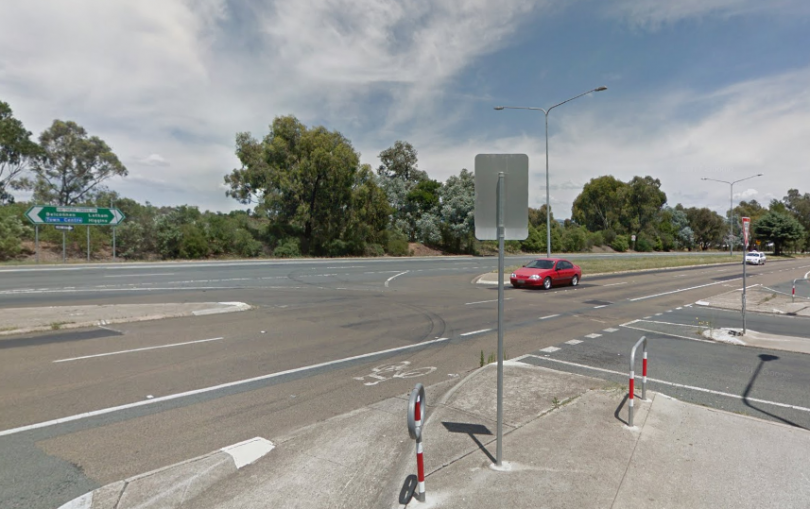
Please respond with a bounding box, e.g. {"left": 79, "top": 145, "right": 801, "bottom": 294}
{"left": 701, "top": 174, "right": 763, "bottom": 256}
{"left": 495, "top": 86, "right": 607, "bottom": 258}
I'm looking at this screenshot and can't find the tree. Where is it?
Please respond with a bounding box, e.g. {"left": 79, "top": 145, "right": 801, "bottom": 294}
{"left": 32, "top": 120, "right": 127, "bottom": 205}
{"left": 754, "top": 211, "right": 805, "bottom": 255}
{"left": 377, "top": 141, "right": 425, "bottom": 182}
{"left": 782, "top": 189, "right": 810, "bottom": 251}
{"left": 571, "top": 176, "right": 627, "bottom": 232}
{"left": 376, "top": 140, "right": 429, "bottom": 240}
{"left": 685, "top": 207, "right": 725, "bottom": 250}
{"left": 225, "top": 115, "right": 386, "bottom": 255}
{"left": 619, "top": 176, "right": 667, "bottom": 237}
{"left": 0, "top": 101, "right": 42, "bottom": 203}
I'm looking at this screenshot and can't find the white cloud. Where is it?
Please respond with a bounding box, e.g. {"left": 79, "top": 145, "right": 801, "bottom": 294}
{"left": 610, "top": 0, "right": 810, "bottom": 29}
{"left": 735, "top": 188, "right": 759, "bottom": 200}
{"left": 138, "top": 154, "right": 170, "bottom": 167}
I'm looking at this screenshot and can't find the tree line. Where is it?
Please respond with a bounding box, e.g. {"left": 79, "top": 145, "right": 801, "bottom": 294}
{"left": 1, "top": 102, "right": 808, "bottom": 261}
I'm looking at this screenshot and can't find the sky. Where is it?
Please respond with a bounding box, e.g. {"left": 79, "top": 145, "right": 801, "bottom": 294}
{"left": 1, "top": 0, "right": 809, "bottom": 218}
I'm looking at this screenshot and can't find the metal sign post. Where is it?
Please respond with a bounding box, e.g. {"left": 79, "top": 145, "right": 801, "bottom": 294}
{"left": 35, "top": 225, "right": 39, "bottom": 264}
{"left": 742, "top": 217, "right": 750, "bottom": 334}
{"left": 474, "top": 154, "right": 528, "bottom": 467}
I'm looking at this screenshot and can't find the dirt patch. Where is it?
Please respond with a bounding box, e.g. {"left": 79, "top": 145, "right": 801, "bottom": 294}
{"left": 408, "top": 242, "right": 444, "bottom": 256}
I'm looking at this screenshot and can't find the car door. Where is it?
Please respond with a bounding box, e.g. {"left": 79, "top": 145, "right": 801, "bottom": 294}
{"left": 557, "top": 261, "right": 572, "bottom": 284}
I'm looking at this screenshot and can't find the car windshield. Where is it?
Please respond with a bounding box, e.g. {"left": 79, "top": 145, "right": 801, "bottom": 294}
{"left": 525, "top": 260, "right": 555, "bottom": 269}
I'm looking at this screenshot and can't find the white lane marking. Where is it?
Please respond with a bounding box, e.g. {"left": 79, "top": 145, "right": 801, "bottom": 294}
{"left": 602, "top": 282, "right": 627, "bottom": 287}
{"left": 0, "top": 336, "right": 452, "bottom": 438}
{"left": 665, "top": 310, "right": 673, "bottom": 313}
{"left": 630, "top": 279, "right": 736, "bottom": 302}
{"left": 103, "top": 273, "right": 175, "bottom": 278}
{"left": 635, "top": 319, "right": 703, "bottom": 328}
{"left": 805, "top": 270, "right": 810, "bottom": 279}
{"left": 525, "top": 355, "right": 810, "bottom": 413}
{"left": 621, "top": 324, "right": 713, "bottom": 343}
{"left": 53, "top": 337, "right": 225, "bottom": 363}
{"left": 643, "top": 316, "right": 652, "bottom": 319}
{"left": 593, "top": 305, "right": 609, "bottom": 309}
{"left": 539, "top": 314, "right": 560, "bottom": 320}
{"left": 539, "top": 346, "right": 560, "bottom": 353}
{"left": 676, "top": 307, "right": 683, "bottom": 310}
{"left": 603, "top": 328, "right": 619, "bottom": 333}
{"left": 326, "top": 266, "right": 364, "bottom": 269}
{"left": 695, "top": 301, "right": 710, "bottom": 306}
{"left": 565, "top": 340, "right": 583, "bottom": 345}
{"left": 466, "top": 298, "right": 512, "bottom": 305}
{"left": 385, "top": 270, "right": 410, "bottom": 287}
{"left": 460, "top": 329, "right": 492, "bottom": 337}
{"left": 654, "top": 313, "right": 663, "bottom": 316}
{"left": 585, "top": 333, "right": 602, "bottom": 339}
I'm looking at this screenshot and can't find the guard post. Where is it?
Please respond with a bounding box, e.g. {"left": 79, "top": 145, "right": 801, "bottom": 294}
{"left": 407, "top": 383, "right": 426, "bottom": 503}
{"left": 627, "top": 336, "right": 648, "bottom": 428}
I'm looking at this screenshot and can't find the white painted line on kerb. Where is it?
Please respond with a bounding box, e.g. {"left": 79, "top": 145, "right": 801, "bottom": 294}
{"left": 466, "top": 298, "right": 512, "bottom": 305}
{"left": 385, "top": 270, "right": 410, "bottom": 287}
{"left": 103, "top": 273, "right": 175, "bottom": 278}
{"left": 629, "top": 279, "right": 737, "bottom": 302}
{"left": 602, "top": 282, "right": 627, "bottom": 287}
{"left": 539, "top": 314, "right": 560, "bottom": 320}
{"left": 525, "top": 355, "right": 810, "bottom": 414}
{"left": 53, "top": 337, "right": 225, "bottom": 363}
{"left": 460, "top": 329, "right": 492, "bottom": 337}
{"left": 0, "top": 336, "right": 452, "bottom": 438}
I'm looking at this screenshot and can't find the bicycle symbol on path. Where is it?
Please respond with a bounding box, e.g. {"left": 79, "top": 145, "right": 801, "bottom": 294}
{"left": 353, "top": 361, "right": 436, "bottom": 386}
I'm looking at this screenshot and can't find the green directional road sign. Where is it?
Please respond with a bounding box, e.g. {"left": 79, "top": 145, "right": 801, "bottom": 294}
{"left": 25, "top": 205, "right": 125, "bottom": 226}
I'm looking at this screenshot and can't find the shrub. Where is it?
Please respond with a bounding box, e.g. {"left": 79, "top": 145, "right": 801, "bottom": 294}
{"left": 587, "top": 231, "right": 604, "bottom": 248}
{"left": 562, "top": 227, "right": 587, "bottom": 252}
{"left": 0, "top": 215, "right": 27, "bottom": 260}
{"left": 387, "top": 232, "right": 409, "bottom": 256}
{"left": 364, "top": 243, "right": 385, "bottom": 257}
{"left": 603, "top": 229, "right": 617, "bottom": 245}
{"left": 179, "top": 224, "right": 210, "bottom": 259}
{"left": 611, "top": 235, "right": 629, "bottom": 252}
{"left": 233, "top": 229, "right": 262, "bottom": 257}
{"left": 635, "top": 235, "right": 654, "bottom": 252}
{"left": 274, "top": 237, "right": 301, "bottom": 258}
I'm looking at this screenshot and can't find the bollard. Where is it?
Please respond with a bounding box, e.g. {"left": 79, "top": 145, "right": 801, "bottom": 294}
{"left": 628, "top": 336, "right": 648, "bottom": 428}
{"left": 794, "top": 279, "right": 797, "bottom": 303}
{"left": 408, "top": 384, "right": 426, "bottom": 503}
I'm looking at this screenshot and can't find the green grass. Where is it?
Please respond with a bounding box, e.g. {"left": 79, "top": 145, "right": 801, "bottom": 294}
{"left": 504, "top": 254, "right": 741, "bottom": 275}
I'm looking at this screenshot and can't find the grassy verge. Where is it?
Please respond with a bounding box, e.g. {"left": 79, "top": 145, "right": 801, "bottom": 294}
{"left": 504, "top": 254, "right": 741, "bottom": 275}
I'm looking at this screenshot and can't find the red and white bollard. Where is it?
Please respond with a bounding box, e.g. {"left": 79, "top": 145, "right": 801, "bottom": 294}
{"left": 408, "top": 383, "right": 426, "bottom": 503}
{"left": 627, "top": 336, "right": 648, "bottom": 427}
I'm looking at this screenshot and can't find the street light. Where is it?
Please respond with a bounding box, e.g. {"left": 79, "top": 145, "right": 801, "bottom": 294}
{"left": 701, "top": 173, "right": 763, "bottom": 256}
{"left": 495, "top": 86, "right": 608, "bottom": 258}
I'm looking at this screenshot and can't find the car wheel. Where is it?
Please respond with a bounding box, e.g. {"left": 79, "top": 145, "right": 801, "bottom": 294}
{"left": 571, "top": 275, "right": 579, "bottom": 286}
{"left": 543, "top": 277, "right": 552, "bottom": 290}
{"left": 511, "top": 284, "right": 520, "bottom": 288}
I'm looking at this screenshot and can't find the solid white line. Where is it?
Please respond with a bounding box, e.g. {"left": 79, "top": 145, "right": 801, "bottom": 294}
{"left": 0, "top": 336, "right": 452, "bottom": 437}
{"left": 525, "top": 355, "right": 810, "bottom": 413}
{"left": 539, "top": 314, "right": 560, "bottom": 320}
{"left": 635, "top": 319, "right": 703, "bottom": 328}
{"left": 593, "top": 305, "right": 609, "bottom": 309}
{"left": 53, "top": 337, "right": 225, "bottom": 363}
{"left": 629, "top": 279, "right": 737, "bottom": 302}
{"left": 385, "top": 270, "right": 410, "bottom": 287}
{"left": 805, "top": 270, "right": 810, "bottom": 280}
{"left": 602, "top": 282, "right": 627, "bottom": 287}
{"left": 103, "top": 273, "right": 175, "bottom": 278}
{"left": 620, "top": 320, "right": 639, "bottom": 327}
{"left": 465, "top": 298, "right": 512, "bottom": 305}
{"left": 621, "top": 324, "right": 713, "bottom": 343}
{"left": 460, "top": 329, "right": 492, "bottom": 337}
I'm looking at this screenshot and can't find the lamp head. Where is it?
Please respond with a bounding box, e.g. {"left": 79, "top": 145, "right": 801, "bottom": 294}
{"left": 595, "top": 86, "right": 608, "bottom": 92}
{"left": 494, "top": 106, "right": 505, "bottom": 111}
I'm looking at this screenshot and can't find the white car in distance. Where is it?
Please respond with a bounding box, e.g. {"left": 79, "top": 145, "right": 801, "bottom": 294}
{"left": 745, "top": 251, "right": 766, "bottom": 265}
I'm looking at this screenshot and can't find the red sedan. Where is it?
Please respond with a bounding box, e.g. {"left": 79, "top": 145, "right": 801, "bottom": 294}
{"left": 510, "top": 258, "right": 582, "bottom": 290}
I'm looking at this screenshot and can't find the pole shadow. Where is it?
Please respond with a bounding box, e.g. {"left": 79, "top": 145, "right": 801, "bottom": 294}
{"left": 398, "top": 474, "right": 417, "bottom": 505}
{"left": 614, "top": 393, "right": 629, "bottom": 426}
{"left": 742, "top": 354, "right": 806, "bottom": 430}
{"left": 442, "top": 422, "right": 495, "bottom": 463}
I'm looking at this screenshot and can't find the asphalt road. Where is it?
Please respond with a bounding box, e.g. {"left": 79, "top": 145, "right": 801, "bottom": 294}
{"left": 1, "top": 254, "right": 810, "bottom": 508}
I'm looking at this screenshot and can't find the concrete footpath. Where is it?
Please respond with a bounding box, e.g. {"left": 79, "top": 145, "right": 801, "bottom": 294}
{"left": 96, "top": 360, "right": 810, "bottom": 509}
{"left": 0, "top": 302, "right": 251, "bottom": 336}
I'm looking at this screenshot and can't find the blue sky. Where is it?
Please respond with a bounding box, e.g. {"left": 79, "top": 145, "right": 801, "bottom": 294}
{"left": 1, "top": 0, "right": 808, "bottom": 218}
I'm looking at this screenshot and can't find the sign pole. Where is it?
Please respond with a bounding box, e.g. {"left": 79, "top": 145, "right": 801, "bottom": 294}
{"left": 742, "top": 217, "right": 750, "bottom": 334}
{"left": 113, "top": 226, "right": 117, "bottom": 262}
{"left": 496, "top": 171, "right": 505, "bottom": 467}
{"left": 62, "top": 230, "right": 66, "bottom": 263}
{"left": 87, "top": 226, "right": 90, "bottom": 262}
{"left": 35, "top": 225, "right": 39, "bottom": 264}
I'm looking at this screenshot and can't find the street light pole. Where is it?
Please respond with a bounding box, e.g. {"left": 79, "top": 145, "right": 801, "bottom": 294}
{"left": 495, "top": 86, "right": 607, "bottom": 258}
{"left": 701, "top": 174, "right": 763, "bottom": 256}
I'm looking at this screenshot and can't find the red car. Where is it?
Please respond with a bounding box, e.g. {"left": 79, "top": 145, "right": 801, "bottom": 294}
{"left": 510, "top": 258, "right": 582, "bottom": 290}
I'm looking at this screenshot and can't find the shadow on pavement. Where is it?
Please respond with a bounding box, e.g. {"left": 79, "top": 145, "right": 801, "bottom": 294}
{"left": 743, "top": 354, "right": 807, "bottom": 430}
{"left": 614, "top": 394, "right": 629, "bottom": 426}
{"left": 442, "top": 422, "right": 495, "bottom": 463}
{"left": 399, "top": 474, "right": 417, "bottom": 505}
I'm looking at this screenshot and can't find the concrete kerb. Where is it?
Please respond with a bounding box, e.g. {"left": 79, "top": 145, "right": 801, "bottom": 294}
{"left": 0, "top": 302, "right": 252, "bottom": 337}
{"left": 58, "top": 437, "right": 274, "bottom": 509}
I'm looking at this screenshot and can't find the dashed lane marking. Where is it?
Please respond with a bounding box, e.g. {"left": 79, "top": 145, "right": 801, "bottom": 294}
{"left": 603, "top": 328, "right": 619, "bottom": 333}
{"left": 539, "top": 346, "right": 561, "bottom": 353}
{"left": 524, "top": 355, "right": 810, "bottom": 414}
{"left": 565, "top": 340, "right": 583, "bottom": 345}
{"left": 585, "top": 333, "right": 602, "bottom": 339}
{"left": 466, "top": 298, "right": 512, "bottom": 305}
{"left": 539, "top": 314, "right": 560, "bottom": 320}
{"left": 460, "top": 329, "right": 492, "bottom": 337}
